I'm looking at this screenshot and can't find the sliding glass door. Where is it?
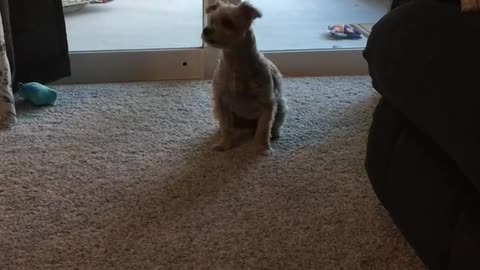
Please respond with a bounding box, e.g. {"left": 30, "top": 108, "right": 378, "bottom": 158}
{"left": 60, "top": 0, "right": 389, "bottom": 83}
{"left": 61, "top": 0, "right": 205, "bottom": 83}
{"left": 64, "top": 0, "right": 203, "bottom": 51}
{"left": 249, "top": 0, "right": 388, "bottom": 51}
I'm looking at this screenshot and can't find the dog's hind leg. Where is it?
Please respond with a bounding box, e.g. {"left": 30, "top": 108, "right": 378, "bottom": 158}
{"left": 271, "top": 98, "right": 287, "bottom": 140}
{"left": 254, "top": 104, "right": 276, "bottom": 155}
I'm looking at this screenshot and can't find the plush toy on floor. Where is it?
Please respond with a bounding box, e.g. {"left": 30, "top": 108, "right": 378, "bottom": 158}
{"left": 18, "top": 82, "right": 58, "bottom": 106}
{"left": 328, "top": 24, "right": 362, "bottom": 39}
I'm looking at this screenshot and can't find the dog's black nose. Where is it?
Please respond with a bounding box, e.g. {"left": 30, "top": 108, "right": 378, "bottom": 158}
{"left": 203, "top": 27, "right": 214, "bottom": 36}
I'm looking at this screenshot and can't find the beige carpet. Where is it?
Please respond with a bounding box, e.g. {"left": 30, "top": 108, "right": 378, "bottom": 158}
{"left": 0, "top": 77, "right": 424, "bottom": 269}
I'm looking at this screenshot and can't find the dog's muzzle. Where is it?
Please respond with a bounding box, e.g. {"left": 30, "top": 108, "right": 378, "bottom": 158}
{"left": 202, "top": 27, "right": 214, "bottom": 37}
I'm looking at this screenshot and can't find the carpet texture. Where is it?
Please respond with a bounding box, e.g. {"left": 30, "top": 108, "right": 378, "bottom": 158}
{"left": 0, "top": 77, "right": 424, "bottom": 269}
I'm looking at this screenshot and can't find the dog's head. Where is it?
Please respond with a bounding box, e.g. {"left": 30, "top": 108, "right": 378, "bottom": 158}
{"left": 202, "top": 0, "right": 262, "bottom": 49}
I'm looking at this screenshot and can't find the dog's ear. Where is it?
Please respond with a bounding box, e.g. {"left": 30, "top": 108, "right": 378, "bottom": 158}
{"left": 206, "top": 1, "right": 222, "bottom": 14}
{"left": 238, "top": 2, "right": 262, "bottom": 20}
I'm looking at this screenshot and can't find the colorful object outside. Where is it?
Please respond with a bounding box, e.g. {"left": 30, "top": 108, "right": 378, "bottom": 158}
{"left": 328, "top": 24, "right": 362, "bottom": 39}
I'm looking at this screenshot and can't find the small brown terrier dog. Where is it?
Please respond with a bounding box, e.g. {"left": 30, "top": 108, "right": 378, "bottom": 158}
{"left": 202, "top": 0, "right": 287, "bottom": 155}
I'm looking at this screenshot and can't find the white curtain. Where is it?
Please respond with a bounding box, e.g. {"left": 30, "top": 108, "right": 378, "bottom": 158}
{"left": 0, "top": 11, "right": 15, "bottom": 129}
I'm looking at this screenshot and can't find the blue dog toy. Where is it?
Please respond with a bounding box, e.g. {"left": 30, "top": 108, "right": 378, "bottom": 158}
{"left": 18, "top": 82, "right": 58, "bottom": 106}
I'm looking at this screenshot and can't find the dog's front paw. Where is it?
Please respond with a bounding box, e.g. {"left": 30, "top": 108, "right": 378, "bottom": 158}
{"left": 255, "top": 144, "right": 273, "bottom": 156}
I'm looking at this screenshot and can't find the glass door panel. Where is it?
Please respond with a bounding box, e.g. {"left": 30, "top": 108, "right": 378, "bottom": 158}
{"left": 247, "top": 0, "right": 389, "bottom": 51}
{"left": 63, "top": 0, "right": 203, "bottom": 52}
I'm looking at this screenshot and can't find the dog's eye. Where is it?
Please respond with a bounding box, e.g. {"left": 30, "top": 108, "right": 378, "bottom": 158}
{"left": 221, "top": 17, "right": 235, "bottom": 29}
